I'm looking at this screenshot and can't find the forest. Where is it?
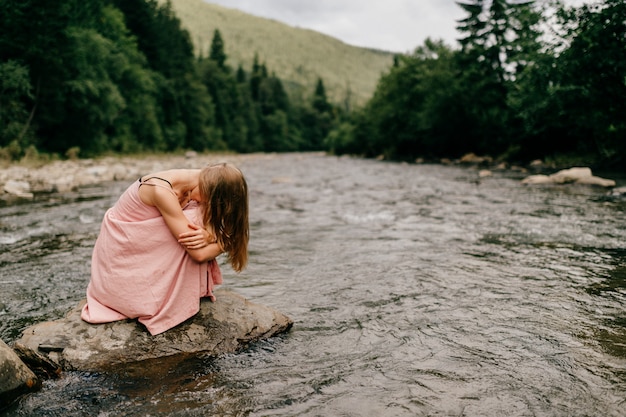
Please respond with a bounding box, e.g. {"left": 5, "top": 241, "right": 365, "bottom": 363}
{"left": 0, "top": 0, "right": 624, "bottom": 171}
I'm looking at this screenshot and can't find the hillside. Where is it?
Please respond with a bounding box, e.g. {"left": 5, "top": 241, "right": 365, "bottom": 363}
{"left": 160, "top": 0, "right": 395, "bottom": 107}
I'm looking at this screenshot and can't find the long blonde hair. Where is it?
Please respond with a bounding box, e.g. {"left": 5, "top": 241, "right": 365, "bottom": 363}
{"left": 198, "top": 162, "right": 249, "bottom": 272}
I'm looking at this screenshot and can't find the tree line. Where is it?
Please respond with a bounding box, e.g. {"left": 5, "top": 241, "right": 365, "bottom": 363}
{"left": 329, "top": 0, "right": 625, "bottom": 170}
{"left": 1, "top": 0, "right": 624, "bottom": 171}
{"left": 0, "top": 0, "right": 338, "bottom": 160}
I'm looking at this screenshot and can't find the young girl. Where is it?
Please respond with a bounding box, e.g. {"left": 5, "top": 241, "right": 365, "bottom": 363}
{"left": 81, "top": 162, "right": 249, "bottom": 335}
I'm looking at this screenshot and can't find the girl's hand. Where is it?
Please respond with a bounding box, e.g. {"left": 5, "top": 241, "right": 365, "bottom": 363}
{"left": 178, "top": 223, "right": 215, "bottom": 249}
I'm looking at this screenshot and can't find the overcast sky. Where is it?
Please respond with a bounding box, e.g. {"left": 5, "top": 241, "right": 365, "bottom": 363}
{"left": 203, "top": 0, "right": 591, "bottom": 53}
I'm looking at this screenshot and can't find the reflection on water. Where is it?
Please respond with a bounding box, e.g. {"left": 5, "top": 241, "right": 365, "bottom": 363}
{"left": 1, "top": 153, "right": 625, "bottom": 416}
{"left": 586, "top": 252, "right": 626, "bottom": 360}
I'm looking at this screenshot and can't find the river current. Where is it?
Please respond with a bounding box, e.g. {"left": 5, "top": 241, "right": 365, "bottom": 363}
{"left": 1, "top": 152, "right": 625, "bottom": 416}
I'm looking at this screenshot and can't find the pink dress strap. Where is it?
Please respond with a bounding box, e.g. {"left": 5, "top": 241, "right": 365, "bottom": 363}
{"left": 138, "top": 176, "right": 177, "bottom": 196}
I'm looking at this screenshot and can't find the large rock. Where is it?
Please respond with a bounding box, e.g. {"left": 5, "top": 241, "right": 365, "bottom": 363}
{"left": 521, "top": 167, "right": 616, "bottom": 187}
{"left": 0, "top": 339, "right": 40, "bottom": 408}
{"left": 14, "top": 289, "right": 293, "bottom": 372}
{"left": 3, "top": 179, "right": 33, "bottom": 198}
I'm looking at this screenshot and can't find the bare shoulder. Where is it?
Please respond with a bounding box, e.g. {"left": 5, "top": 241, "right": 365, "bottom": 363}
{"left": 142, "top": 168, "right": 199, "bottom": 182}
{"left": 138, "top": 177, "right": 176, "bottom": 206}
{"left": 141, "top": 169, "right": 177, "bottom": 181}
{"left": 152, "top": 186, "right": 180, "bottom": 210}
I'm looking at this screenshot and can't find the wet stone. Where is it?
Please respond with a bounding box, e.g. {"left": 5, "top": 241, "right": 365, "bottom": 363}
{"left": 14, "top": 289, "right": 293, "bottom": 372}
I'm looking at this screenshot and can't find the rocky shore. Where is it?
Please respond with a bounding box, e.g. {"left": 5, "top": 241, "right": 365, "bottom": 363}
{"left": 1, "top": 152, "right": 622, "bottom": 204}
{"left": 0, "top": 151, "right": 267, "bottom": 203}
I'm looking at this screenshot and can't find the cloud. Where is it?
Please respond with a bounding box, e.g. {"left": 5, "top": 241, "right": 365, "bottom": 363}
{"left": 202, "top": 0, "right": 588, "bottom": 53}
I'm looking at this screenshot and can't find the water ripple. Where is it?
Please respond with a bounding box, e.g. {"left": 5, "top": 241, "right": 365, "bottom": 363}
{"left": 3, "top": 154, "right": 626, "bottom": 417}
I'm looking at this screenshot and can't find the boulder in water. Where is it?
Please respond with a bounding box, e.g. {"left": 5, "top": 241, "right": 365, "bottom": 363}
{"left": 521, "top": 167, "right": 615, "bottom": 187}
{"left": 0, "top": 339, "right": 40, "bottom": 409}
{"left": 14, "top": 289, "right": 293, "bottom": 372}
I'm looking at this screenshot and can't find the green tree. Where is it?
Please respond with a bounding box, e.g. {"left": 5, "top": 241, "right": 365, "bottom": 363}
{"left": 331, "top": 39, "right": 461, "bottom": 160}
{"left": 56, "top": 26, "right": 126, "bottom": 154}
{"left": 178, "top": 72, "right": 222, "bottom": 151}
{"left": 547, "top": 0, "right": 625, "bottom": 168}
{"left": 96, "top": 5, "right": 164, "bottom": 153}
{"left": 234, "top": 66, "right": 263, "bottom": 152}
{"left": 236, "top": 64, "right": 246, "bottom": 83}
{"left": 109, "top": 0, "right": 193, "bottom": 78}
{"left": 299, "top": 78, "right": 335, "bottom": 150}
{"left": 0, "top": 60, "right": 34, "bottom": 155}
{"left": 0, "top": 0, "right": 176, "bottom": 156}
{"left": 111, "top": 0, "right": 218, "bottom": 152}
{"left": 334, "top": 1, "right": 547, "bottom": 162}
{"left": 249, "top": 54, "right": 263, "bottom": 101}
{"left": 454, "top": 0, "right": 543, "bottom": 156}
{"left": 199, "top": 29, "right": 260, "bottom": 152}
{"left": 0, "top": 0, "right": 99, "bottom": 154}
{"left": 258, "top": 73, "right": 289, "bottom": 116}
{"left": 257, "top": 74, "right": 299, "bottom": 151}
{"left": 198, "top": 58, "right": 240, "bottom": 150}
{"left": 312, "top": 78, "right": 332, "bottom": 113}
{"left": 209, "top": 29, "right": 227, "bottom": 69}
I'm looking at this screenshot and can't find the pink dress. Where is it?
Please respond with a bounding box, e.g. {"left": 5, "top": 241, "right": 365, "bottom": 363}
{"left": 80, "top": 178, "right": 222, "bottom": 335}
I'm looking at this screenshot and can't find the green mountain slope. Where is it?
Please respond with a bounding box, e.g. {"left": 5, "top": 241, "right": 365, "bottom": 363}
{"left": 160, "top": 0, "right": 395, "bottom": 106}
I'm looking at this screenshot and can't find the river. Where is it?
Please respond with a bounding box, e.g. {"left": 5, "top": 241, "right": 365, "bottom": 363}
{"left": 1, "top": 152, "right": 625, "bottom": 416}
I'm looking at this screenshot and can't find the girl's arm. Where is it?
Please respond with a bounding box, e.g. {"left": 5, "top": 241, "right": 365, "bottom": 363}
{"left": 147, "top": 186, "right": 223, "bottom": 262}
{"left": 178, "top": 223, "right": 215, "bottom": 249}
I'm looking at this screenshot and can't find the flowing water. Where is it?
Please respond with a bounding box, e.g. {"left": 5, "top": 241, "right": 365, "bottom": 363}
{"left": 1, "top": 152, "right": 625, "bottom": 416}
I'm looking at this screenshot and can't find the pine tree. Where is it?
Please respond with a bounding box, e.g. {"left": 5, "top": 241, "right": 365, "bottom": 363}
{"left": 209, "top": 29, "right": 227, "bottom": 69}
{"left": 454, "top": 0, "right": 543, "bottom": 155}
{"left": 250, "top": 54, "right": 262, "bottom": 101}
{"left": 312, "top": 78, "right": 332, "bottom": 113}
{"left": 236, "top": 64, "right": 246, "bottom": 83}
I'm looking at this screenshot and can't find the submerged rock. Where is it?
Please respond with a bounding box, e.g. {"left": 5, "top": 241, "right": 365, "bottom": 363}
{"left": 0, "top": 339, "right": 40, "bottom": 408}
{"left": 606, "top": 186, "right": 626, "bottom": 199}
{"left": 14, "top": 289, "right": 293, "bottom": 372}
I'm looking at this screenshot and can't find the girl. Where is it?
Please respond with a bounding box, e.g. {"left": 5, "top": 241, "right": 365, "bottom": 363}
{"left": 81, "top": 162, "right": 249, "bottom": 335}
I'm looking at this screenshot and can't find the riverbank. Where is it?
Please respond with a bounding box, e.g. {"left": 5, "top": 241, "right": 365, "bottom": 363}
{"left": 1, "top": 152, "right": 623, "bottom": 204}
{"left": 0, "top": 151, "right": 270, "bottom": 203}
